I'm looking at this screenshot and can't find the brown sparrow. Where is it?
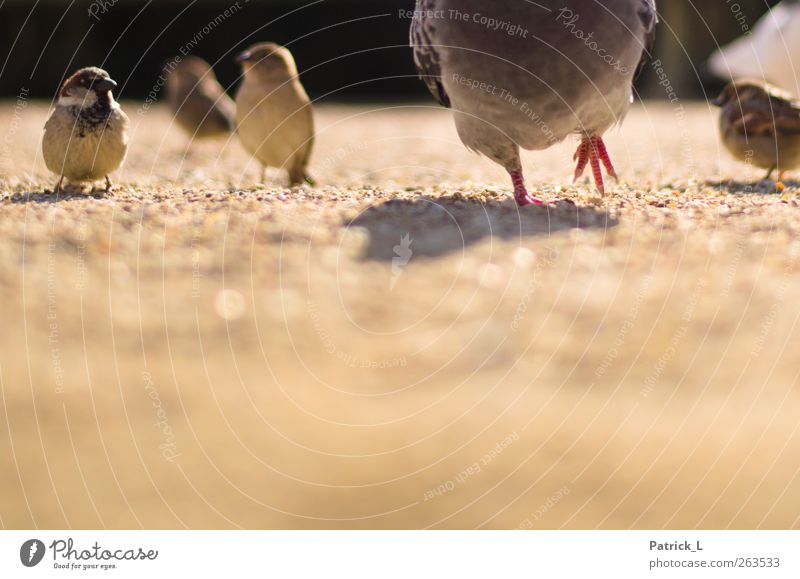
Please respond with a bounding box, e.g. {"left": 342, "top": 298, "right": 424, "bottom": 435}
{"left": 42, "top": 67, "right": 129, "bottom": 193}
{"left": 235, "top": 43, "right": 314, "bottom": 186}
{"left": 165, "top": 56, "right": 236, "bottom": 140}
{"left": 714, "top": 79, "right": 800, "bottom": 180}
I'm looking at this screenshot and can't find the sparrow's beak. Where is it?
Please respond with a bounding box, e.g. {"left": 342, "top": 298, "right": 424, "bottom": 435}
{"left": 236, "top": 51, "right": 252, "bottom": 64}
{"left": 96, "top": 78, "right": 118, "bottom": 93}
{"left": 711, "top": 96, "right": 722, "bottom": 107}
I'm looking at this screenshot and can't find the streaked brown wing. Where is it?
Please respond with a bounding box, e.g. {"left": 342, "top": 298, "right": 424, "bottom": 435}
{"left": 733, "top": 92, "right": 800, "bottom": 136}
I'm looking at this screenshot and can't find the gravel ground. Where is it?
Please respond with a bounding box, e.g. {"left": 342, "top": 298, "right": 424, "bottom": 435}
{"left": 1, "top": 101, "right": 799, "bottom": 529}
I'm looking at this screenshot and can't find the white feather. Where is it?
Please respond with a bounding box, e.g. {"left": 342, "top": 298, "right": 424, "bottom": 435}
{"left": 57, "top": 87, "right": 98, "bottom": 109}
{"left": 709, "top": 1, "right": 800, "bottom": 95}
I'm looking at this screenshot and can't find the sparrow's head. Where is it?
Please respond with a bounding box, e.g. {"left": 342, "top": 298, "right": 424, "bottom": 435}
{"left": 169, "top": 56, "right": 215, "bottom": 83}
{"left": 713, "top": 80, "right": 771, "bottom": 108}
{"left": 59, "top": 67, "right": 118, "bottom": 107}
{"left": 166, "top": 56, "right": 218, "bottom": 96}
{"left": 61, "top": 67, "right": 117, "bottom": 97}
{"left": 236, "top": 43, "right": 298, "bottom": 80}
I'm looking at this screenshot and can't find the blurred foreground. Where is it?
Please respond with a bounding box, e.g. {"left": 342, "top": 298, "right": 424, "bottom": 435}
{"left": 1, "top": 101, "right": 799, "bottom": 529}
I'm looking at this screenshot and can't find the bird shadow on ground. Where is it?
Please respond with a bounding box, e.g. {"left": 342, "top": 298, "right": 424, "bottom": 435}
{"left": 7, "top": 190, "right": 108, "bottom": 204}
{"left": 704, "top": 179, "right": 800, "bottom": 194}
{"left": 349, "top": 193, "right": 617, "bottom": 261}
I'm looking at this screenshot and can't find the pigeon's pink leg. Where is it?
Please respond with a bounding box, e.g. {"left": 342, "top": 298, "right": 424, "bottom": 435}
{"left": 573, "top": 140, "right": 589, "bottom": 182}
{"left": 588, "top": 142, "right": 605, "bottom": 195}
{"left": 509, "top": 170, "right": 543, "bottom": 206}
{"left": 573, "top": 135, "right": 618, "bottom": 195}
{"left": 591, "top": 135, "right": 618, "bottom": 181}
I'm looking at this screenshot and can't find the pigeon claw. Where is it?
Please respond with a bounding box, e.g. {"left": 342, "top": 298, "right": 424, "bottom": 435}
{"left": 592, "top": 135, "right": 618, "bottom": 182}
{"left": 509, "top": 170, "right": 544, "bottom": 206}
{"left": 573, "top": 135, "right": 618, "bottom": 195}
{"left": 573, "top": 140, "right": 590, "bottom": 183}
{"left": 516, "top": 192, "right": 543, "bottom": 206}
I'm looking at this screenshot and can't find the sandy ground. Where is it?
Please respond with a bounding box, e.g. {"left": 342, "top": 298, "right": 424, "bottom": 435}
{"left": 1, "top": 100, "right": 799, "bottom": 530}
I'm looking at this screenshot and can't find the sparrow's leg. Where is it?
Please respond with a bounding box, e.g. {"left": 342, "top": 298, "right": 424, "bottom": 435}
{"left": 288, "top": 166, "right": 306, "bottom": 188}
{"left": 104, "top": 176, "right": 113, "bottom": 192}
{"left": 508, "top": 169, "right": 543, "bottom": 206}
{"left": 289, "top": 160, "right": 315, "bottom": 187}
{"left": 764, "top": 166, "right": 776, "bottom": 181}
{"left": 573, "top": 134, "right": 618, "bottom": 195}
{"left": 54, "top": 176, "right": 64, "bottom": 194}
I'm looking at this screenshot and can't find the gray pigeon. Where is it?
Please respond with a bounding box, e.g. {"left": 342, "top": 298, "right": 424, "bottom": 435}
{"left": 411, "top": 0, "right": 657, "bottom": 204}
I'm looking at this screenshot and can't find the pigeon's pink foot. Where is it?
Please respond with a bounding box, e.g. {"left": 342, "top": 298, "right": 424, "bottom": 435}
{"left": 509, "top": 170, "right": 543, "bottom": 206}
{"left": 573, "top": 135, "right": 618, "bottom": 195}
